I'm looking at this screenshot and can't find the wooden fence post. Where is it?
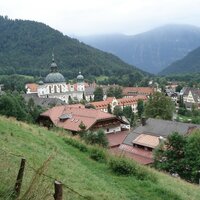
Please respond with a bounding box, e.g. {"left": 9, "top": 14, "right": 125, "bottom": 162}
{"left": 14, "top": 158, "right": 26, "bottom": 198}
{"left": 54, "top": 180, "right": 63, "bottom": 200}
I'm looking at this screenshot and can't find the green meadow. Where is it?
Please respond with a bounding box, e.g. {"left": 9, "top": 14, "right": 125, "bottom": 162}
{"left": 0, "top": 116, "right": 199, "bottom": 200}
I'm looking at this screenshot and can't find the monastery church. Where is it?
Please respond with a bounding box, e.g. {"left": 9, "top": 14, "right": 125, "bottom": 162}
{"left": 26, "top": 54, "right": 89, "bottom": 103}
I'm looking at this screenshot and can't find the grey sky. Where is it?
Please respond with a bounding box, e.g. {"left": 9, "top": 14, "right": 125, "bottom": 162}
{"left": 1, "top": 0, "right": 200, "bottom": 36}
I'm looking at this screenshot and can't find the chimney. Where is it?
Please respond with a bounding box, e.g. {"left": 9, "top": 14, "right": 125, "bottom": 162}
{"left": 159, "top": 136, "right": 165, "bottom": 144}
{"left": 141, "top": 117, "right": 146, "bottom": 126}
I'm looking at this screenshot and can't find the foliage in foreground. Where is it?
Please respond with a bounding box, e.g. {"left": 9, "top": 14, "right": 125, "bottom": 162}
{"left": 0, "top": 92, "right": 42, "bottom": 123}
{"left": 154, "top": 131, "right": 200, "bottom": 183}
{"left": 109, "top": 157, "right": 157, "bottom": 182}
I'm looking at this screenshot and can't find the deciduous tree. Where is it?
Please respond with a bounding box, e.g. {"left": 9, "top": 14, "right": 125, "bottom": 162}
{"left": 113, "top": 106, "right": 123, "bottom": 118}
{"left": 94, "top": 87, "right": 104, "bottom": 101}
{"left": 145, "top": 92, "right": 175, "bottom": 120}
{"left": 137, "top": 99, "right": 144, "bottom": 118}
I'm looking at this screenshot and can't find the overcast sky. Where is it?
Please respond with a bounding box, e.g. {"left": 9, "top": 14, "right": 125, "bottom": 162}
{"left": 1, "top": 0, "right": 200, "bottom": 36}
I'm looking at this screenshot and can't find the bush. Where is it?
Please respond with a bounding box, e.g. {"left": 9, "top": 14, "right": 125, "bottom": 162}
{"left": 191, "top": 116, "right": 200, "bottom": 124}
{"left": 109, "top": 157, "right": 136, "bottom": 175}
{"left": 63, "top": 138, "right": 88, "bottom": 152}
{"left": 135, "top": 166, "right": 157, "bottom": 182}
{"left": 83, "top": 129, "right": 108, "bottom": 148}
{"left": 109, "top": 156, "right": 157, "bottom": 182}
{"left": 90, "top": 147, "right": 107, "bottom": 162}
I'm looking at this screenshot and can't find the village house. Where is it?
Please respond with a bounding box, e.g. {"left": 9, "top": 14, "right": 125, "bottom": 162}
{"left": 39, "top": 105, "right": 130, "bottom": 135}
{"left": 115, "top": 118, "right": 200, "bottom": 165}
{"left": 25, "top": 83, "right": 38, "bottom": 94}
{"left": 91, "top": 96, "right": 147, "bottom": 113}
{"left": 23, "top": 93, "right": 66, "bottom": 108}
{"left": 180, "top": 87, "right": 200, "bottom": 110}
{"left": 165, "top": 89, "right": 179, "bottom": 105}
{"left": 165, "top": 81, "right": 179, "bottom": 91}
{"left": 122, "top": 87, "right": 154, "bottom": 98}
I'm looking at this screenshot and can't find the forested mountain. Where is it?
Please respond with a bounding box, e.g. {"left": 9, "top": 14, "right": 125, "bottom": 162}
{"left": 159, "top": 46, "right": 200, "bottom": 75}
{"left": 0, "top": 16, "right": 148, "bottom": 86}
{"left": 79, "top": 25, "right": 200, "bottom": 74}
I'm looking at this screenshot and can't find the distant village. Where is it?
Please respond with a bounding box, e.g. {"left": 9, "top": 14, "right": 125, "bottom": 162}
{"left": 23, "top": 54, "right": 200, "bottom": 165}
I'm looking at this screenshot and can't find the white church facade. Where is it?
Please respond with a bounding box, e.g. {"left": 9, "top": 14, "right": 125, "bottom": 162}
{"left": 26, "top": 54, "right": 91, "bottom": 103}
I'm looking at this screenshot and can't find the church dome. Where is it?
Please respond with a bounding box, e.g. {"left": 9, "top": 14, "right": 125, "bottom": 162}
{"left": 77, "top": 72, "right": 84, "bottom": 80}
{"left": 44, "top": 53, "right": 65, "bottom": 83}
{"left": 45, "top": 72, "right": 65, "bottom": 83}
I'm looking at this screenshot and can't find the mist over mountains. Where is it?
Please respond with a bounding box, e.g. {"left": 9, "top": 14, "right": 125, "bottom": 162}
{"left": 159, "top": 46, "right": 200, "bottom": 75}
{"left": 78, "top": 24, "right": 200, "bottom": 74}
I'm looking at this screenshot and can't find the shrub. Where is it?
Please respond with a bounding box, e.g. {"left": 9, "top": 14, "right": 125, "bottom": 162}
{"left": 63, "top": 138, "right": 88, "bottom": 152}
{"left": 83, "top": 129, "right": 108, "bottom": 148}
{"left": 109, "top": 156, "right": 157, "bottom": 182}
{"left": 109, "top": 157, "right": 136, "bottom": 175}
{"left": 90, "top": 147, "right": 107, "bottom": 162}
{"left": 135, "top": 166, "right": 157, "bottom": 182}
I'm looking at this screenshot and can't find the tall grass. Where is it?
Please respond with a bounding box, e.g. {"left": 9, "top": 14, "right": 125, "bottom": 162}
{"left": 1, "top": 116, "right": 200, "bottom": 200}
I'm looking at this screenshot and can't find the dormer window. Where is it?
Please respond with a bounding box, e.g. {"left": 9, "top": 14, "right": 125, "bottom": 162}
{"left": 59, "top": 114, "right": 72, "bottom": 122}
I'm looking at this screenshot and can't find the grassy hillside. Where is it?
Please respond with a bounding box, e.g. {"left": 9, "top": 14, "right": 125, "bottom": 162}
{"left": 0, "top": 16, "right": 148, "bottom": 86}
{"left": 160, "top": 46, "right": 200, "bottom": 75}
{"left": 0, "top": 116, "right": 200, "bottom": 200}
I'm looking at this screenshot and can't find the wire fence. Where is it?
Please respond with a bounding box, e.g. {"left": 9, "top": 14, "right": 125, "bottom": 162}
{"left": 0, "top": 147, "right": 90, "bottom": 200}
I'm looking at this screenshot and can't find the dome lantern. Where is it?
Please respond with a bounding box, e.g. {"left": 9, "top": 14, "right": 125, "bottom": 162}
{"left": 44, "top": 53, "right": 65, "bottom": 83}
{"left": 77, "top": 71, "right": 84, "bottom": 82}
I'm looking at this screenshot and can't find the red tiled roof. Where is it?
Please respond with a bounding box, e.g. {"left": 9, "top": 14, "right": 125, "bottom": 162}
{"left": 110, "top": 148, "right": 153, "bottom": 165}
{"left": 107, "top": 131, "right": 129, "bottom": 147}
{"left": 40, "top": 106, "right": 117, "bottom": 132}
{"left": 91, "top": 98, "right": 114, "bottom": 109}
{"left": 92, "top": 96, "right": 147, "bottom": 109}
{"left": 117, "top": 96, "right": 147, "bottom": 106}
{"left": 25, "top": 83, "right": 38, "bottom": 92}
{"left": 112, "top": 144, "right": 154, "bottom": 165}
{"left": 133, "top": 134, "right": 159, "bottom": 148}
{"left": 123, "top": 87, "right": 154, "bottom": 96}
{"left": 65, "top": 104, "right": 85, "bottom": 108}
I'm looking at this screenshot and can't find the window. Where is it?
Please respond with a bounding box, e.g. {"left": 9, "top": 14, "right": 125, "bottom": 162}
{"left": 49, "top": 86, "right": 51, "bottom": 93}
{"left": 54, "top": 85, "right": 57, "bottom": 93}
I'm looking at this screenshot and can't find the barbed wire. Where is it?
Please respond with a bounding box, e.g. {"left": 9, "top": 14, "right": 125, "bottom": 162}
{"left": 0, "top": 147, "right": 90, "bottom": 199}
{"left": 27, "top": 162, "right": 89, "bottom": 199}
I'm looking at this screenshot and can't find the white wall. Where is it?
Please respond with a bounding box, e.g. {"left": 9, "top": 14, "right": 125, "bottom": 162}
{"left": 103, "top": 125, "right": 121, "bottom": 134}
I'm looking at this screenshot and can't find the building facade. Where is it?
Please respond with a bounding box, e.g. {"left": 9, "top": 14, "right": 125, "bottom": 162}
{"left": 180, "top": 87, "right": 200, "bottom": 110}
{"left": 91, "top": 96, "right": 147, "bottom": 113}
{"left": 25, "top": 54, "right": 93, "bottom": 103}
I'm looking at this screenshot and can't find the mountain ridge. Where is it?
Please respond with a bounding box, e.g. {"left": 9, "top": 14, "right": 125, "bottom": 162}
{"left": 78, "top": 24, "right": 200, "bottom": 74}
{"left": 159, "top": 46, "right": 200, "bottom": 75}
